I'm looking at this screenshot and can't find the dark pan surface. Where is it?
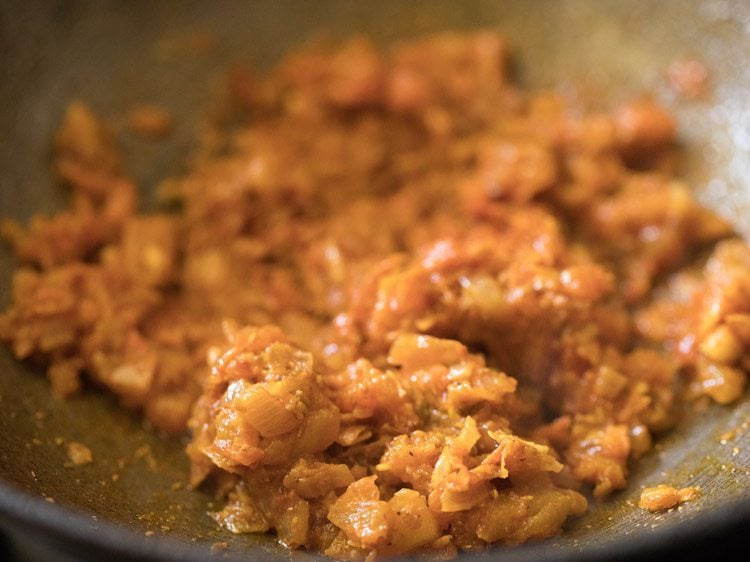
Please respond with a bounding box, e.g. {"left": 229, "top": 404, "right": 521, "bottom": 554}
{"left": 1, "top": 1, "right": 749, "bottom": 560}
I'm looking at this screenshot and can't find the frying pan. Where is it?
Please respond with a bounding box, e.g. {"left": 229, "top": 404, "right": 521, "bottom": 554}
{"left": 1, "top": 1, "right": 749, "bottom": 560}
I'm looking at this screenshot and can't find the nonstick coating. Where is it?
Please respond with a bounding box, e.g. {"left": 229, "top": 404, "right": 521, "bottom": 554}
{"left": 1, "top": 1, "right": 749, "bottom": 561}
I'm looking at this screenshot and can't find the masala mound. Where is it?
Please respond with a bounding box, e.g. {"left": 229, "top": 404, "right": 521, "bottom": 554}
{"left": 1, "top": 32, "right": 747, "bottom": 558}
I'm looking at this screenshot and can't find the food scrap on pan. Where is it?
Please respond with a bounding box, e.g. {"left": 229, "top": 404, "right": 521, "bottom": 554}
{"left": 0, "top": 32, "right": 747, "bottom": 559}
{"left": 65, "top": 441, "right": 93, "bottom": 467}
{"left": 638, "top": 484, "right": 701, "bottom": 512}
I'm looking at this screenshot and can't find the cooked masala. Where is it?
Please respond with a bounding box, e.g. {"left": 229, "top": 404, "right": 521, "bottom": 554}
{"left": 638, "top": 484, "right": 701, "bottom": 512}
{"left": 0, "top": 32, "right": 747, "bottom": 559}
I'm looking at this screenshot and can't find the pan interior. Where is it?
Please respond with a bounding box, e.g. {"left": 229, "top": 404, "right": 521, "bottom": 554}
{"left": 1, "top": 1, "right": 749, "bottom": 559}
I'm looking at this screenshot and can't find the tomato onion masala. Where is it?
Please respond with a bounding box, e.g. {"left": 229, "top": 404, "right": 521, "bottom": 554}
{"left": 1, "top": 33, "right": 746, "bottom": 559}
